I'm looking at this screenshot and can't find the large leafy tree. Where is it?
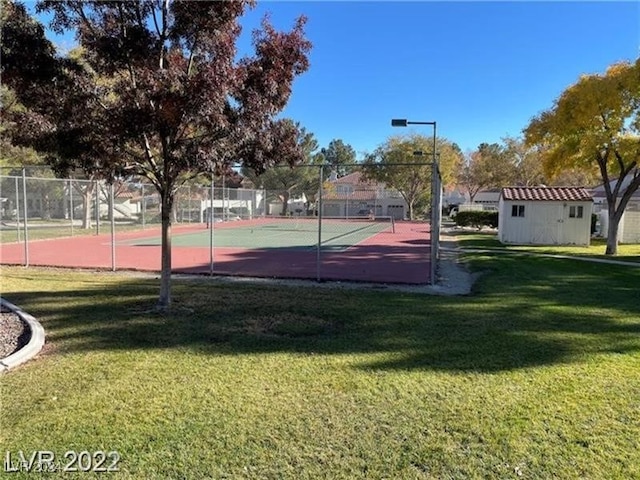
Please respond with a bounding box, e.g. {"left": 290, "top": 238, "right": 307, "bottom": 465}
{"left": 458, "top": 142, "right": 515, "bottom": 203}
{"left": 525, "top": 60, "right": 640, "bottom": 255}
{"left": 362, "top": 134, "right": 462, "bottom": 220}
{"left": 3, "top": 0, "right": 311, "bottom": 309}
{"left": 0, "top": 86, "right": 46, "bottom": 167}
{"left": 320, "top": 139, "right": 356, "bottom": 177}
{"left": 242, "top": 120, "right": 319, "bottom": 215}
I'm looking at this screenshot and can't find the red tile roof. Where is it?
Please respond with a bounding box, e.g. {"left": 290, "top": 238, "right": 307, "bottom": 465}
{"left": 332, "top": 171, "right": 375, "bottom": 186}
{"left": 116, "top": 191, "right": 142, "bottom": 201}
{"left": 501, "top": 186, "right": 592, "bottom": 202}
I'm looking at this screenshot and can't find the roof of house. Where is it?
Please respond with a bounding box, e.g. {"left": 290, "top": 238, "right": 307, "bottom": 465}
{"left": 331, "top": 171, "right": 374, "bottom": 185}
{"left": 501, "top": 186, "right": 593, "bottom": 202}
{"left": 116, "top": 191, "right": 142, "bottom": 201}
{"left": 591, "top": 174, "right": 640, "bottom": 198}
{"left": 324, "top": 171, "right": 377, "bottom": 201}
{"left": 324, "top": 191, "right": 378, "bottom": 201}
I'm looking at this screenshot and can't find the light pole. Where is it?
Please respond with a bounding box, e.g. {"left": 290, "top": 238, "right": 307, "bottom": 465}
{"left": 391, "top": 118, "right": 440, "bottom": 285}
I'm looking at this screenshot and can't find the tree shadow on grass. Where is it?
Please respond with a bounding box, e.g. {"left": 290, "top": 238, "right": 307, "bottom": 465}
{"left": 3, "top": 253, "right": 640, "bottom": 373}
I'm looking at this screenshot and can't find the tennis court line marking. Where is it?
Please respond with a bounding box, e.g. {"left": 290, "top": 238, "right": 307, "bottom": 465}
{"left": 112, "top": 222, "right": 397, "bottom": 251}
{"left": 116, "top": 226, "right": 315, "bottom": 248}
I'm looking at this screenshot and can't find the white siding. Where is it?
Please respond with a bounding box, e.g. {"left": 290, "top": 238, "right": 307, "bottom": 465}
{"left": 597, "top": 210, "right": 640, "bottom": 244}
{"left": 499, "top": 200, "right": 591, "bottom": 245}
{"left": 621, "top": 211, "right": 640, "bottom": 243}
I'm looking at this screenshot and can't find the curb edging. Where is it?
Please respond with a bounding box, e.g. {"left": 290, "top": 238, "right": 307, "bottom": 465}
{"left": 0, "top": 298, "right": 45, "bottom": 373}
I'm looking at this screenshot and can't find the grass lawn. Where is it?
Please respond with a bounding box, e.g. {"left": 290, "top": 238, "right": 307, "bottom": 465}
{"left": 1, "top": 246, "right": 639, "bottom": 478}
{"left": 454, "top": 231, "right": 640, "bottom": 263}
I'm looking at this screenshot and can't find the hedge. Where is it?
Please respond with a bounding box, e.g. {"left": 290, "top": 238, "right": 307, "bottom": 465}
{"left": 455, "top": 211, "right": 499, "bottom": 229}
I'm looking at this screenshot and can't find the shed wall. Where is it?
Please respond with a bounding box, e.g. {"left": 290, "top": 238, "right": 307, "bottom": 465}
{"left": 499, "top": 199, "right": 591, "bottom": 245}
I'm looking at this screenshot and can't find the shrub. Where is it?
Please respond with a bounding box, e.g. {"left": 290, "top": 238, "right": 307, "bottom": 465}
{"left": 455, "top": 211, "right": 499, "bottom": 229}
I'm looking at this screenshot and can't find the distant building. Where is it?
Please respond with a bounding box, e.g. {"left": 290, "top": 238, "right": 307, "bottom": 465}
{"left": 322, "top": 172, "right": 408, "bottom": 220}
{"left": 591, "top": 177, "right": 640, "bottom": 243}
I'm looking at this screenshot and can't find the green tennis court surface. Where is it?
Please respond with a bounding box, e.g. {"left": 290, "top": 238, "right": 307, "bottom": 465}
{"left": 125, "top": 217, "right": 394, "bottom": 250}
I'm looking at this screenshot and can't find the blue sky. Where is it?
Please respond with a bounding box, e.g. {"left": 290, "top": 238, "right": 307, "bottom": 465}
{"left": 33, "top": 1, "right": 639, "bottom": 158}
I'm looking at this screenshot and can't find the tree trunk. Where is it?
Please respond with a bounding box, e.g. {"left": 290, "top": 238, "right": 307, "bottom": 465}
{"left": 158, "top": 190, "right": 173, "bottom": 310}
{"left": 605, "top": 206, "right": 622, "bottom": 255}
{"left": 280, "top": 191, "right": 290, "bottom": 216}
{"left": 81, "top": 182, "right": 95, "bottom": 229}
{"left": 42, "top": 194, "right": 52, "bottom": 220}
{"left": 407, "top": 201, "right": 414, "bottom": 221}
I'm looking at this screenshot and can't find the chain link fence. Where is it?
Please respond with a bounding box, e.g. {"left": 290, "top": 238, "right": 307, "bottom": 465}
{"left": 1, "top": 164, "right": 441, "bottom": 284}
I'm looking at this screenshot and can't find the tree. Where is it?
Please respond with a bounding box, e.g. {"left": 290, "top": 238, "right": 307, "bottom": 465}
{"left": 320, "top": 139, "right": 356, "bottom": 177}
{"left": 0, "top": 87, "right": 47, "bottom": 168}
{"left": 502, "top": 136, "right": 546, "bottom": 187}
{"left": 525, "top": 60, "right": 640, "bottom": 255}
{"left": 362, "top": 134, "right": 432, "bottom": 220}
{"left": 458, "top": 143, "right": 516, "bottom": 203}
{"left": 435, "top": 139, "right": 464, "bottom": 188}
{"left": 241, "top": 120, "right": 318, "bottom": 215}
{"left": 3, "top": 0, "right": 311, "bottom": 309}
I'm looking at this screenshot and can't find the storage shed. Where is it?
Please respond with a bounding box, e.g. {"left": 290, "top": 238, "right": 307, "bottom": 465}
{"left": 498, "top": 186, "right": 593, "bottom": 246}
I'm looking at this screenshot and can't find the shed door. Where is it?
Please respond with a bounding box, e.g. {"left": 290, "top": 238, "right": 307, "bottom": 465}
{"left": 531, "top": 204, "right": 563, "bottom": 244}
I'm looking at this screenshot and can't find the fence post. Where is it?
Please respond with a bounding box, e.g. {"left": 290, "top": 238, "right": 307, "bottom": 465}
{"left": 95, "top": 180, "right": 100, "bottom": 235}
{"left": 316, "top": 165, "right": 323, "bottom": 282}
{"left": 430, "top": 159, "right": 441, "bottom": 285}
{"left": 21, "top": 168, "right": 29, "bottom": 267}
{"left": 110, "top": 183, "right": 116, "bottom": 272}
{"left": 209, "top": 173, "right": 215, "bottom": 276}
{"left": 141, "top": 183, "right": 146, "bottom": 229}
{"left": 68, "top": 179, "right": 74, "bottom": 236}
{"left": 14, "top": 176, "right": 21, "bottom": 243}
{"left": 222, "top": 174, "right": 227, "bottom": 221}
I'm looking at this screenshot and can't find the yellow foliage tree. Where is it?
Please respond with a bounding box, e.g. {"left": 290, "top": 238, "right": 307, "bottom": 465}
{"left": 525, "top": 60, "right": 640, "bottom": 255}
{"left": 362, "top": 133, "right": 463, "bottom": 220}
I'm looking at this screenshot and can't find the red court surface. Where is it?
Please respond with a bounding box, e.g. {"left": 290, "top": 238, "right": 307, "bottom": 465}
{"left": 0, "top": 221, "right": 432, "bottom": 284}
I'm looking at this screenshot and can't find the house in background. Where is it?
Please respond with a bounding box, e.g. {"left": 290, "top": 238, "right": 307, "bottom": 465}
{"left": 591, "top": 178, "right": 640, "bottom": 244}
{"left": 110, "top": 190, "right": 143, "bottom": 219}
{"left": 498, "top": 186, "right": 593, "bottom": 246}
{"left": 322, "top": 171, "right": 408, "bottom": 220}
{"left": 443, "top": 188, "right": 500, "bottom": 214}
{"left": 442, "top": 186, "right": 468, "bottom": 210}
{"left": 473, "top": 189, "right": 501, "bottom": 210}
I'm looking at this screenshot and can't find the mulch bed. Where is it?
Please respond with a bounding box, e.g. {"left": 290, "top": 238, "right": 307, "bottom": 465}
{"left": 0, "top": 305, "right": 29, "bottom": 359}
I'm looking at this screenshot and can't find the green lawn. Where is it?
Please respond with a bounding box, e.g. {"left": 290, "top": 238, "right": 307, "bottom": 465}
{"left": 1, "top": 247, "right": 639, "bottom": 478}
{"left": 454, "top": 231, "right": 640, "bottom": 263}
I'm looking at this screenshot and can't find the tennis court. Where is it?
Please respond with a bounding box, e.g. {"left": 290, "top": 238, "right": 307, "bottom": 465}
{"left": 126, "top": 216, "right": 396, "bottom": 250}
{"left": 0, "top": 218, "right": 432, "bottom": 284}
